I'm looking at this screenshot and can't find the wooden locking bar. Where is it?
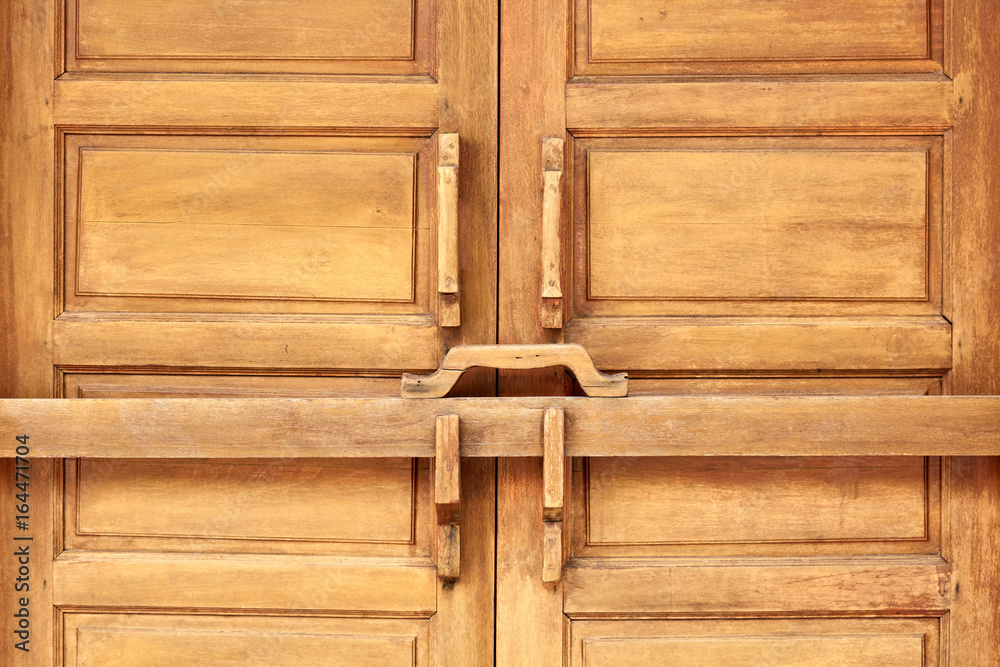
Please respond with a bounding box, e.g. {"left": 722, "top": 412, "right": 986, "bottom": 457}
{"left": 3, "top": 395, "right": 1000, "bottom": 459}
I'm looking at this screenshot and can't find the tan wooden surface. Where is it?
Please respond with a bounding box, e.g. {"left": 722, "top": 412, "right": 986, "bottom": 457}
{"left": 3, "top": 0, "right": 1000, "bottom": 661}
{"left": 564, "top": 555, "right": 951, "bottom": 615}
{"left": 585, "top": 0, "right": 928, "bottom": 63}
{"left": 945, "top": 0, "right": 1000, "bottom": 658}
{"left": 3, "top": 396, "right": 999, "bottom": 459}
{"left": 499, "top": 0, "right": 997, "bottom": 660}
{"left": 435, "top": 414, "right": 461, "bottom": 579}
{"left": 55, "top": 79, "right": 439, "bottom": 129}
{"left": 2, "top": 0, "right": 498, "bottom": 663}
{"left": 53, "top": 551, "right": 437, "bottom": 612}
{"left": 541, "top": 408, "right": 565, "bottom": 582}
{"left": 587, "top": 149, "right": 929, "bottom": 300}
{"left": 570, "top": 618, "right": 938, "bottom": 667}
{"left": 402, "top": 344, "right": 627, "bottom": 398}
{"left": 540, "top": 138, "right": 565, "bottom": 308}
{"left": 437, "top": 133, "right": 461, "bottom": 326}
{"left": 66, "top": 615, "right": 430, "bottom": 667}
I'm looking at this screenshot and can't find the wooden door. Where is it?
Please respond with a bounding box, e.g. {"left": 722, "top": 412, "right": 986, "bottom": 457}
{"left": 498, "top": 0, "right": 1000, "bottom": 664}
{"left": 1, "top": 0, "right": 497, "bottom": 664}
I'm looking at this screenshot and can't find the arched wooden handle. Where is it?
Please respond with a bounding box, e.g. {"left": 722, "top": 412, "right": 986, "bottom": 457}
{"left": 401, "top": 344, "right": 628, "bottom": 398}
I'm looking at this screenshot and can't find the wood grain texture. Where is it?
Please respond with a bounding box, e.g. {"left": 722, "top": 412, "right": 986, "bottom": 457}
{"left": 586, "top": 148, "right": 929, "bottom": 300}
{"left": 437, "top": 133, "right": 461, "bottom": 326}
{"left": 62, "top": 374, "right": 402, "bottom": 399}
{"left": 60, "top": 376, "right": 432, "bottom": 557}
{"left": 74, "top": 148, "right": 416, "bottom": 302}
{"left": 53, "top": 552, "right": 437, "bottom": 613}
{"left": 73, "top": 458, "right": 416, "bottom": 542}
{"left": 542, "top": 408, "right": 565, "bottom": 582}
{"left": 79, "top": 147, "right": 416, "bottom": 229}
{"left": 585, "top": 457, "right": 928, "bottom": 545}
{"left": 625, "top": 376, "right": 941, "bottom": 397}
{"left": 65, "top": 614, "right": 427, "bottom": 667}
{"left": 6, "top": 0, "right": 497, "bottom": 665}
{"left": 541, "top": 138, "right": 565, "bottom": 301}
{"left": 435, "top": 414, "right": 461, "bottom": 579}
{"left": 581, "top": 635, "right": 922, "bottom": 667}
{"left": 946, "top": 0, "right": 1000, "bottom": 658}
{"left": 586, "top": 0, "right": 928, "bottom": 63}
{"left": 566, "top": 79, "right": 954, "bottom": 132}
{"left": 566, "top": 317, "right": 952, "bottom": 372}
{"left": 401, "top": 344, "right": 627, "bottom": 398}
{"left": 497, "top": 0, "right": 570, "bottom": 657}
{"left": 61, "top": 133, "right": 435, "bottom": 316}
{"left": 563, "top": 556, "right": 951, "bottom": 615}
{"left": 437, "top": 133, "right": 460, "bottom": 294}
{"left": 432, "top": 0, "right": 498, "bottom": 663}
{"left": 54, "top": 79, "right": 439, "bottom": 129}
{"left": 570, "top": 618, "right": 938, "bottom": 667}
{"left": 52, "top": 316, "right": 441, "bottom": 370}
{"left": 75, "top": 0, "right": 414, "bottom": 59}
{"left": 0, "top": 1, "right": 58, "bottom": 665}
{"left": 66, "top": 0, "right": 433, "bottom": 74}
{"left": 4, "top": 395, "right": 1000, "bottom": 458}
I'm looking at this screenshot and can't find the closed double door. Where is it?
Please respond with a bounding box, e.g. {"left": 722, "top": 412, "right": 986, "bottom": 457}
{"left": 2, "top": 0, "right": 999, "bottom": 664}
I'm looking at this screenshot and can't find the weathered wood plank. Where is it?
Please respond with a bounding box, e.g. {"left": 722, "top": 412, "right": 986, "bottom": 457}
{"left": 564, "top": 556, "right": 952, "bottom": 615}
{"left": 53, "top": 552, "right": 436, "bottom": 613}
{"left": 566, "top": 79, "right": 954, "bottom": 132}
{"left": 52, "top": 317, "right": 440, "bottom": 370}
{"left": 55, "top": 79, "right": 438, "bottom": 129}
{"left": 3, "top": 395, "right": 999, "bottom": 458}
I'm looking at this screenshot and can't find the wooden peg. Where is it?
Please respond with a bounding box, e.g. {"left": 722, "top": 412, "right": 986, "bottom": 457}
{"left": 542, "top": 407, "right": 565, "bottom": 582}
{"left": 435, "top": 414, "right": 461, "bottom": 579}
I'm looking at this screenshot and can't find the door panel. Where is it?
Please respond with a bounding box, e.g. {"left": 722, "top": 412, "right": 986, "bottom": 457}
{"left": 566, "top": 135, "right": 948, "bottom": 371}
{"left": 67, "top": 0, "right": 434, "bottom": 74}
{"left": 576, "top": 0, "right": 942, "bottom": 75}
{"left": 2, "top": 0, "right": 496, "bottom": 663}
{"left": 569, "top": 619, "right": 939, "bottom": 667}
{"left": 575, "top": 136, "right": 941, "bottom": 310}
{"left": 66, "top": 458, "right": 426, "bottom": 551}
{"left": 64, "top": 615, "right": 430, "bottom": 667}
{"left": 498, "top": 0, "right": 998, "bottom": 661}
{"left": 66, "top": 136, "right": 427, "bottom": 309}
{"left": 578, "top": 456, "right": 937, "bottom": 550}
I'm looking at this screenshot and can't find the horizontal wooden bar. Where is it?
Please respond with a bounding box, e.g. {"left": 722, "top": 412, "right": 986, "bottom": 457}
{"left": 55, "top": 77, "right": 438, "bottom": 129}
{"left": 566, "top": 78, "right": 954, "bottom": 132}
{"left": 53, "top": 316, "right": 440, "bottom": 370}
{"left": 565, "top": 317, "right": 953, "bottom": 372}
{"left": 53, "top": 552, "right": 436, "bottom": 614}
{"left": 563, "top": 556, "right": 951, "bottom": 615}
{"left": 3, "top": 395, "right": 999, "bottom": 458}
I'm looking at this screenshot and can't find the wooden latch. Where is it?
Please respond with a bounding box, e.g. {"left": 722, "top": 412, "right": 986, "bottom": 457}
{"left": 416, "top": 344, "right": 623, "bottom": 581}
{"left": 542, "top": 407, "right": 566, "bottom": 582}
{"left": 434, "top": 414, "right": 461, "bottom": 580}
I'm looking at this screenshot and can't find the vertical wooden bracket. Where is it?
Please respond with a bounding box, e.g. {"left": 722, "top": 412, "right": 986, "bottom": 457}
{"left": 437, "top": 133, "right": 461, "bottom": 327}
{"left": 434, "top": 413, "right": 461, "bottom": 579}
{"left": 542, "top": 407, "right": 565, "bottom": 582}
{"left": 541, "top": 138, "right": 564, "bottom": 329}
